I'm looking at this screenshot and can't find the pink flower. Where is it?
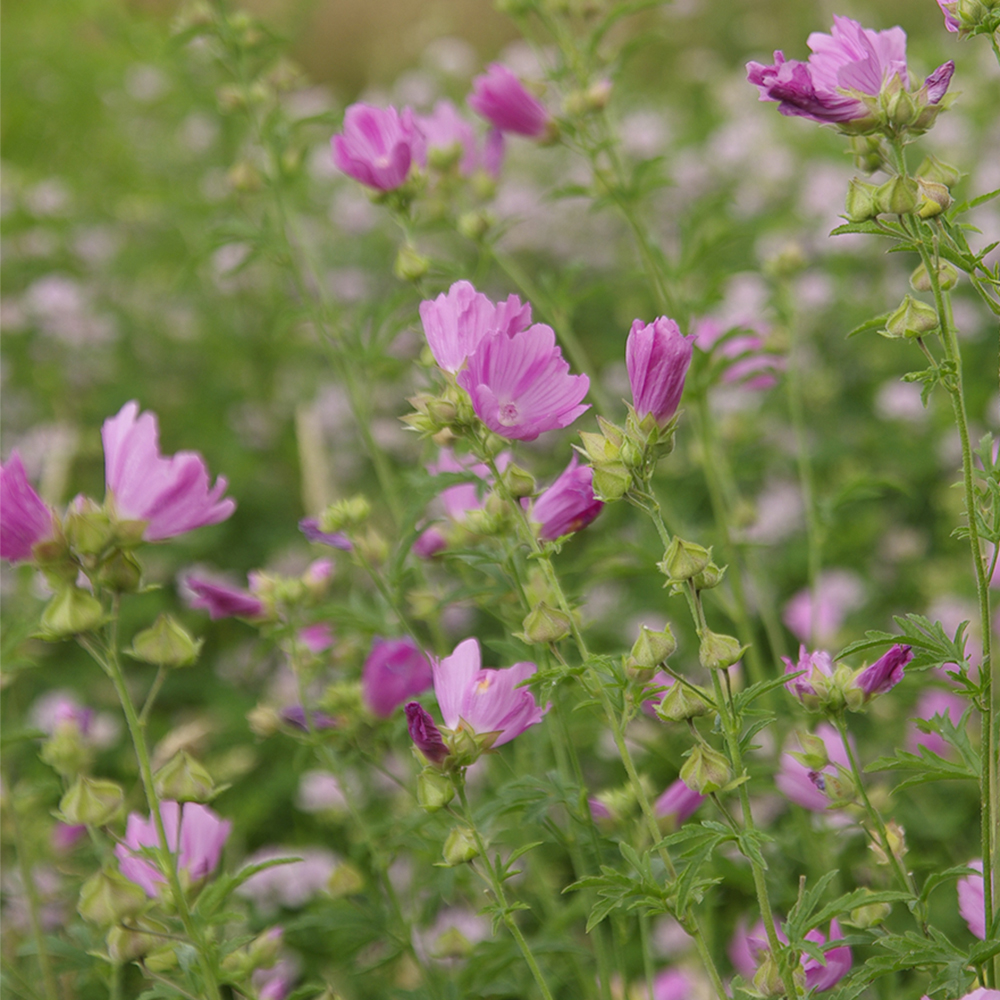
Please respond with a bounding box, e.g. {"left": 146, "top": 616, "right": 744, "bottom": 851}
{"left": 654, "top": 778, "right": 705, "bottom": 827}
{"left": 958, "top": 860, "right": 985, "bottom": 939}
{"left": 626, "top": 317, "right": 695, "bottom": 425}
{"left": 783, "top": 570, "right": 864, "bottom": 645}
{"left": 362, "top": 636, "right": 434, "bottom": 717}
{"left": 782, "top": 645, "right": 834, "bottom": 707}
{"left": 405, "top": 702, "right": 450, "bottom": 764}
{"left": 907, "top": 689, "right": 967, "bottom": 756}
{"left": 115, "top": 801, "right": 231, "bottom": 897}
{"left": 298, "top": 517, "right": 351, "bottom": 550}
{"left": 641, "top": 670, "right": 675, "bottom": 716}
{"left": 186, "top": 575, "right": 265, "bottom": 619}
{"left": 237, "top": 845, "right": 338, "bottom": 912}
{"left": 650, "top": 968, "right": 692, "bottom": 1000}
{"left": 937, "top": 0, "right": 961, "bottom": 32}
{"left": 432, "top": 637, "right": 547, "bottom": 747}
{"left": 458, "top": 325, "right": 590, "bottom": 441}
{"left": 802, "top": 919, "right": 851, "bottom": 991}
{"left": 729, "top": 917, "right": 770, "bottom": 979}
{"left": 102, "top": 402, "right": 235, "bottom": 541}
{"left": 747, "top": 16, "right": 954, "bottom": 124}
{"left": 855, "top": 643, "right": 912, "bottom": 698}
{"left": 0, "top": 451, "right": 54, "bottom": 562}
{"left": 416, "top": 99, "right": 503, "bottom": 177}
{"left": 693, "top": 317, "right": 783, "bottom": 390}
{"left": 524, "top": 455, "right": 603, "bottom": 541}
{"left": 419, "top": 281, "right": 531, "bottom": 374}
{"left": 775, "top": 723, "right": 850, "bottom": 812}
{"left": 253, "top": 959, "right": 296, "bottom": 1000}
{"left": 331, "top": 103, "right": 426, "bottom": 191}
{"left": 468, "top": 64, "right": 551, "bottom": 138}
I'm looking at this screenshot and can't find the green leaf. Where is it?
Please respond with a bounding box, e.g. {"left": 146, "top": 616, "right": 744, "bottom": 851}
{"left": 846, "top": 312, "right": 891, "bottom": 338}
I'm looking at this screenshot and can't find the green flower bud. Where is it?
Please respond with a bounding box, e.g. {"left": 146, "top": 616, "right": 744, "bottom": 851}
{"left": 78, "top": 869, "right": 147, "bottom": 926}
{"left": 680, "top": 744, "right": 731, "bottom": 794}
{"left": 428, "top": 141, "right": 463, "bottom": 172}
{"left": 328, "top": 862, "right": 365, "bottom": 897}
{"left": 875, "top": 176, "right": 919, "bottom": 216}
{"left": 658, "top": 538, "right": 711, "bottom": 583}
{"left": 885, "top": 295, "right": 939, "bottom": 339}
{"left": 655, "top": 681, "right": 712, "bottom": 723}
{"left": 394, "top": 243, "right": 430, "bottom": 283}
{"left": 442, "top": 826, "right": 479, "bottom": 866}
{"left": 97, "top": 549, "right": 143, "bottom": 593}
{"left": 416, "top": 768, "right": 455, "bottom": 812}
{"left": 59, "top": 776, "right": 124, "bottom": 827}
{"left": 40, "top": 586, "right": 106, "bottom": 639}
{"left": 129, "top": 614, "right": 202, "bottom": 668}
{"left": 64, "top": 498, "right": 114, "bottom": 555}
{"left": 693, "top": 562, "right": 726, "bottom": 590}
{"left": 811, "top": 763, "right": 857, "bottom": 808}
{"left": 916, "top": 177, "right": 951, "bottom": 218}
{"left": 521, "top": 602, "right": 572, "bottom": 644}
{"left": 910, "top": 261, "right": 960, "bottom": 292}
{"left": 788, "top": 731, "right": 830, "bottom": 771}
{"left": 870, "top": 819, "right": 908, "bottom": 865}
{"left": 107, "top": 923, "right": 161, "bottom": 963}
{"left": 886, "top": 87, "right": 918, "bottom": 128}
{"left": 228, "top": 161, "right": 263, "bottom": 193}
{"left": 916, "top": 155, "right": 962, "bottom": 188}
{"left": 578, "top": 430, "right": 618, "bottom": 465}
{"left": 848, "top": 135, "right": 884, "bottom": 174}
{"left": 320, "top": 496, "right": 370, "bottom": 533}
{"left": 456, "top": 210, "right": 493, "bottom": 242}
{"left": 503, "top": 463, "right": 536, "bottom": 499}
{"left": 628, "top": 625, "right": 677, "bottom": 671}
{"left": 591, "top": 463, "right": 631, "bottom": 502}
{"left": 40, "top": 723, "right": 92, "bottom": 778}
{"left": 698, "top": 629, "right": 746, "bottom": 671}
{"left": 753, "top": 953, "right": 786, "bottom": 997}
{"left": 847, "top": 893, "right": 892, "bottom": 929}
{"left": 154, "top": 751, "right": 217, "bottom": 803}
{"left": 845, "top": 178, "right": 878, "bottom": 222}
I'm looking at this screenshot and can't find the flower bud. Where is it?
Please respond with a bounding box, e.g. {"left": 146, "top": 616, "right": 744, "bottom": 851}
{"left": 628, "top": 625, "right": 677, "bottom": 671}
{"left": 885, "top": 87, "right": 918, "bottom": 128}
{"left": 578, "top": 430, "right": 619, "bottom": 465}
{"left": 848, "top": 136, "right": 883, "bottom": 174}
{"left": 78, "top": 869, "right": 147, "bottom": 926}
{"left": 591, "top": 463, "right": 631, "bottom": 502}
{"left": 64, "top": 498, "right": 114, "bottom": 555}
{"left": 753, "top": 953, "right": 786, "bottom": 997}
{"left": 355, "top": 527, "right": 390, "bottom": 566}
{"left": 870, "top": 820, "right": 908, "bottom": 865}
{"left": 698, "top": 629, "right": 746, "bottom": 671}
{"left": 847, "top": 894, "right": 892, "bottom": 929}
{"left": 456, "top": 210, "right": 494, "bottom": 242}
{"left": 655, "top": 681, "right": 712, "bottom": 722}
{"left": 693, "top": 562, "right": 726, "bottom": 590}
{"left": 916, "top": 155, "right": 962, "bottom": 188}
{"left": 416, "top": 768, "right": 455, "bottom": 812}
{"left": 910, "top": 261, "right": 960, "bottom": 292}
{"left": 875, "top": 176, "right": 918, "bottom": 216}
{"left": 320, "top": 496, "right": 370, "bottom": 533}
{"left": 442, "top": 826, "right": 479, "bottom": 866}
{"left": 40, "top": 586, "right": 106, "bottom": 639}
{"left": 521, "top": 602, "right": 572, "bottom": 644}
{"left": 97, "top": 549, "right": 143, "bottom": 593}
{"left": 40, "top": 724, "right": 92, "bottom": 778}
{"left": 394, "top": 243, "right": 431, "bottom": 283}
{"left": 885, "top": 295, "right": 938, "bottom": 339}
{"left": 328, "top": 861, "right": 365, "bottom": 898}
{"left": 503, "top": 463, "right": 536, "bottom": 499}
{"left": 788, "top": 731, "right": 830, "bottom": 771}
{"left": 680, "top": 744, "right": 731, "bottom": 794}
{"left": 845, "top": 178, "right": 878, "bottom": 222}
{"left": 129, "top": 614, "right": 202, "bottom": 668}
{"left": 228, "top": 161, "right": 263, "bottom": 193}
{"left": 59, "top": 776, "right": 124, "bottom": 827}
{"left": 154, "top": 751, "right": 217, "bottom": 803}
{"left": 808, "top": 763, "right": 856, "bottom": 807}
{"left": 107, "top": 923, "right": 161, "bottom": 963}
{"left": 916, "top": 177, "right": 951, "bottom": 218}
{"left": 658, "top": 537, "right": 711, "bottom": 582}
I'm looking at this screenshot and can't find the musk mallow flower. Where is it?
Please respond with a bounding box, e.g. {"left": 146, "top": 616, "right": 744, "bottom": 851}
{"left": 746, "top": 16, "right": 954, "bottom": 128}
{"left": 782, "top": 645, "right": 834, "bottom": 709}
{"left": 936, "top": 0, "right": 962, "bottom": 32}
{"left": 185, "top": 575, "right": 265, "bottom": 620}
{"left": 907, "top": 689, "right": 967, "bottom": 757}
{"left": 115, "top": 801, "right": 231, "bottom": 897}
{"left": 958, "top": 860, "right": 985, "bottom": 939}
{"left": 362, "top": 636, "right": 434, "bottom": 718}
{"left": 331, "top": 103, "right": 426, "bottom": 192}
{"left": 626, "top": 317, "right": 695, "bottom": 426}
{"left": 524, "top": 455, "right": 603, "bottom": 541}
{"left": 457, "top": 325, "right": 590, "bottom": 441}
{"left": 416, "top": 100, "right": 503, "bottom": 178}
{"left": 855, "top": 643, "right": 912, "bottom": 699}
{"left": 468, "top": 63, "right": 551, "bottom": 139}
{"left": 419, "top": 280, "right": 531, "bottom": 374}
{"left": 102, "top": 401, "right": 235, "bottom": 541}
{"left": 654, "top": 778, "right": 705, "bottom": 829}
{"left": 0, "top": 451, "right": 55, "bottom": 562}
{"left": 802, "top": 920, "right": 852, "bottom": 992}
{"left": 776, "top": 723, "right": 851, "bottom": 812}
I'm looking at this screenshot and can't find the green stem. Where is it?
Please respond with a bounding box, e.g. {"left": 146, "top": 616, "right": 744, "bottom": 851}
{"left": 456, "top": 783, "right": 556, "bottom": 1000}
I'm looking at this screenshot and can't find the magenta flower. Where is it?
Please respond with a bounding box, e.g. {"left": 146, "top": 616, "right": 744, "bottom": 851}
{"left": 419, "top": 281, "right": 532, "bottom": 374}
{"left": 626, "top": 317, "right": 695, "bottom": 426}
{"left": 936, "top": 0, "right": 961, "bottom": 32}
{"left": 907, "top": 689, "right": 966, "bottom": 756}
{"left": 729, "top": 917, "right": 770, "bottom": 979}
{"left": 855, "top": 643, "right": 912, "bottom": 698}
{"left": 468, "top": 63, "right": 551, "bottom": 138}
{"left": 280, "top": 705, "right": 338, "bottom": 731}
{"left": 1, "top": 451, "right": 54, "bottom": 562}
{"left": 102, "top": 402, "right": 235, "bottom": 541}
{"left": 406, "top": 702, "right": 451, "bottom": 765}
{"left": 747, "top": 17, "right": 954, "bottom": 126}
{"left": 115, "top": 801, "right": 231, "bottom": 897}
{"left": 524, "top": 455, "right": 603, "bottom": 541}
{"left": 782, "top": 645, "right": 834, "bottom": 707}
{"left": 958, "top": 860, "right": 985, "bottom": 939}
{"left": 651, "top": 968, "right": 692, "bottom": 1000}
{"left": 432, "top": 637, "right": 547, "bottom": 747}
{"left": 362, "top": 636, "right": 434, "bottom": 718}
{"left": 186, "top": 575, "right": 265, "bottom": 619}
{"left": 416, "top": 99, "right": 503, "bottom": 178}
{"left": 331, "top": 103, "right": 426, "bottom": 192}
{"left": 654, "top": 778, "right": 705, "bottom": 826}
{"left": 253, "top": 959, "right": 296, "bottom": 1000}
{"left": 776, "top": 723, "right": 850, "bottom": 812}
{"left": 693, "top": 316, "right": 784, "bottom": 391}
{"left": 802, "top": 920, "right": 851, "bottom": 992}
{"left": 458, "top": 325, "right": 590, "bottom": 441}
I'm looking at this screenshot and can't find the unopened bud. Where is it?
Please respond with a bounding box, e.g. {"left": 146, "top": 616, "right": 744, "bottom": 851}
{"left": 154, "top": 751, "right": 217, "bottom": 803}
{"left": 910, "top": 261, "right": 959, "bottom": 292}
{"left": 320, "top": 496, "right": 370, "bottom": 533}
{"left": 40, "top": 587, "right": 106, "bottom": 639}
{"left": 847, "top": 894, "right": 892, "bottom": 929}
{"left": 655, "top": 681, "right": 711, "bottom": 722}
{"left": 658, "top": 537, "right": 711, "bottom": 582}
{"left": 698, "top": 629, "right": 746, "bottom": 671}
{"left": 886, "top": 87, "right": 918, "bottom": 128}
{"left": 693, "top": 562, "right": 726, "bottom": 590}
{"left": 875, "top": 176, "right": 919, "bottom": 216}
{"left": 845, "top": 178, "right": 878, "bottom": 222}
{"left": 247, "top": 704, "right": 281, "bottom": 737}
{"left": 788, "top": 731, "right": 830, "bottom": 771}
{"left": 64, "top": 498, "right": 113, "bottom": 555}
{"left": 442, "top": 826, "right": 479, "bottom": 866}
{"left": 885, "top": 295, "right": 938, "bottom": 339}
{"left": 870, "top": 820, "right": 908, "bottom": 865}
{"left": 97, "top": 549, "right": 143, "bottom": 593}
{"left": 107, "top": 924, "right": 160, "bottom": 963}
{"left": 394, "top": 243, "right": 430, "bottom": 283}
{"left": 78, "top": 869, "right": 147, "bottom": 926}
{"left": 129, "top": 614, "right": 202, "bottom": 668}
{"left": 416, "top": 769, "right": 455, "bottom": 812}
{"left": 753, "top": 953, "right": 786, "bottom": 997}
{"left": 521, "top": 602, "right": 572, "bottom": 643}
{"left": 456, "top": 210, "right": 493, "bottom": 242}
{"left": 848, "top": 136, "right": 883, "bottom": 174}
{"left": 503, "top": 464, "right": 536, "bottom": 499}
{"left": 59, "top": 776, "right": 124, "bottom": 827}
{"left": 591, "top": 462, "right": 631, "bottom": 502}
{"left": 328, "top": 862, "right": 365, "bottom": 897}
{"left": 916, "top": 155, "right": 962, "bottom": 188}
{"left": 680, "top": 744, "right": 731, "bottom": 795}
{"left": 228, "top": 161, "right": 263, "bottom": 193}
{"left": 916, "top": 177, "right": 951, "bottom": 218}
{"left": 628, "top": 625, "right": 677, "bottom": 671}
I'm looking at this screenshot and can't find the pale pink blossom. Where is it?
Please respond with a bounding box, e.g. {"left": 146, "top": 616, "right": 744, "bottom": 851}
{"left": 907, "top": 689, "right": 967, "bottom": 756}
{"left": 102, "top": 401, "right": 235, "bottom": 540}
{"left": 783, "top": 570, "right": 864, "bottom": 645}
{"left": 802, "top": 919, "right": 852, "bottom": 991}
{"left": 958, "top": 860, "right": 985, "bottom": 939}
{"left": 775, "top": 723, "right": 850, "bottom": 812}
{"left": 654, "top": 778, "right": 705, "bottom": 826}
{"left": 0, "top": 451, "right": 54, "bottom": 562}
{"left": 186, "top": 575, "right": 265, "bottom": 619}
{"left": 237, "top": 845, "right": 338, "bottom": 913}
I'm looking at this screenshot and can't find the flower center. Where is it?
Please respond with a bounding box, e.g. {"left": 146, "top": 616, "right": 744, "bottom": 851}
{"left": 497, "top": 401, "right": 519, "bottom": 426}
